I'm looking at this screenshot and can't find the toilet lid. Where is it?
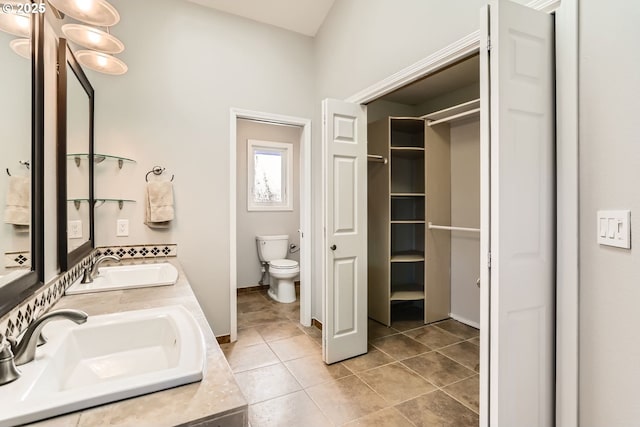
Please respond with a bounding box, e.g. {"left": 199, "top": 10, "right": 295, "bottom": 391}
{"left": 270, "top": 259, "right": 298, "bottom": 269}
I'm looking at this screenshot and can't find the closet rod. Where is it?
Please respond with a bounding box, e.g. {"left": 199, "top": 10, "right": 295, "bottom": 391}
{"left": 367, "top": 154, "right": 388, "bottom": 164}
{"left": 425, "top": 108, "right": 480, "bottom": 127}
{"left": 428, "top": 222, "right": 480, "bottom": 233}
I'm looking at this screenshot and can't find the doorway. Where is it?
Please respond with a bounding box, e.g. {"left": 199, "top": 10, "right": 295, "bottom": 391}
{"left": 229, "top": 109, "right": 312, "bottom": 342}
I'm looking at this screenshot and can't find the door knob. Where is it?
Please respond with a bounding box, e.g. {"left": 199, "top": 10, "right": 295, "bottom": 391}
{"left": 330, "top": 245, "right": 337, "bottom": 251}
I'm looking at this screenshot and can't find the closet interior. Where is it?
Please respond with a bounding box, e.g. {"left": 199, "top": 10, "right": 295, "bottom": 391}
{"left": 367, "top": 54, "right": 481, "bottom": 328}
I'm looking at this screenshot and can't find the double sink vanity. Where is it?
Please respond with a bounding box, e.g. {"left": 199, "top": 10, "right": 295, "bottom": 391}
{"left": 1, "top": 5, "right": 248, "bottom": 426}
{"left": 1, "top": 259, "right": 248, "bottom": 427}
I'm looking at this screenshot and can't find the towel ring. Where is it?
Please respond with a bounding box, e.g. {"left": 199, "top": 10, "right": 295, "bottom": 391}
{"left": 6, "top": 168, "right": 10, "bottom": 176}
{"left": 6, "top": 161, "right": 29, "bottom": 176}
{"left": 145, "top": 166, "right": 174, "bottom": 182}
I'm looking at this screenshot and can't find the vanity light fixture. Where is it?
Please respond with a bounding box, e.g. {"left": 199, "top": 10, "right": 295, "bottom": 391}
{"left": 61, "top": 23, "right": 123, "bottom": 53}
{"left": 9, "top": 38, "right": 30, "bottom": 58}
{"left": 75, "top": 49, "right": 127, "bottom": 75}
{"left": 0, "top": 10, "right": 30, "bottom": 37}
{"left": 47, "top": 0, "right": 120, "bottom": 26}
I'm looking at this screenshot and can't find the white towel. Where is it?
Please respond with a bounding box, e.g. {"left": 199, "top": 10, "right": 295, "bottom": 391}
{"left": 4, "top": 176, "right": 30, "bottom": 226}
{"left": 145, "top": 181, "right": 174, "bottom": 228}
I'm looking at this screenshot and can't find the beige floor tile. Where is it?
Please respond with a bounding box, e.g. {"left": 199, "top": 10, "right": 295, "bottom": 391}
{"left": 403, "top": 325, "right": 463, "bottom": 349}
{"left": 343, "top": 407, "right": 415, "bottom": 427}
{"left": 342, "top": 349, "right": 395, "bottom": 372}
{"left": 358, "top": 362, "right": 436, "bottom": 404}
{"left": 299, "top": 324, "right": 323, "bottom": 346}
{"left": 238, "top": 309, "right": 287, "bottom": 329}
{"left": 438, "top": 342, "right": 480, "bottom": 372}
{"left": 468, "top": 336, "right": 480, "bottom": 346}
{"left": 238, "top": 299, "right": 273, "bottom": 314}
{"left": 232, "top": 327, "right": 265, "bottom": 348}
{"left": 395, "top": 390, "right": 479, "bottom": 427}
{"left": 433, "top": 319, "right": 479, "bottom": 339}
{"left": 306, "top": 375, "right": 388, "bottom": 425}
{"left": 268, "top": 334, "right": 320, "bottom": 361}
{"left": 371, "top": 334, "right": 431, "bottom": 360}
{"left": 284, "top": 353, "right": 352, "bottom": 388}
{"left": 391, "top": 319, "right": 426, "bottom": 332}
{"left": 221, "top": 342, "right": 280, "bottom": 373}
{"left": 368, "top": 318, "right": 397, "bottom": 340}
{"left": 234, "top": 363, "right": 301, "bottom": 404}
{"left": 443, "top": 375, "right": 479, "bottom": 413}
{"left": 401, "top": 351, "right": 476, "bottom": 387}
{"left": 256, "top": 321, "right": 304, "bottom": 342}
{"left": 248, "top": 390, "right": 330, "bottom": 427}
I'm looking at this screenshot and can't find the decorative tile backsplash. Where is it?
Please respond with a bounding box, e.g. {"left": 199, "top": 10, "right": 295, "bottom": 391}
{"left": 4, "top": 251, "right": 31, "bottom": 269}
{"left": 0, "top": 243, "right": 177, "bottom": 341}
{"left": 96, "top": 244, "right": 177, "bottom": 259}
{"left": 0, "top": 251, "right": 97, "bottom": 341}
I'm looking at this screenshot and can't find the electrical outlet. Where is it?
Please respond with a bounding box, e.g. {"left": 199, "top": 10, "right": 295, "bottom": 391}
{"left": 68, "top": 220, "right": 82, "bottom": 239}
{"left": 117, "top": 219, "right": 129, "bottom": 237}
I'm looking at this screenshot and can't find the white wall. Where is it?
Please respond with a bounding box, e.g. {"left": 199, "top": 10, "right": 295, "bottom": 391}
{"left": 236, "top": 119, "right": 301, "bottom": 288}
{"left": 579, "top": 2, "right": 640, "bottom": 424}
{"left": 0, "top": 30, "right": 31, "bottom": 275}
{"left": 449, "top": 118, "right": 480, "bottom": 326}
{"left": 312, "top": 0, "right": 485, "bottom": 321}
{"left": 88, "top": 0, "right": 314, "bottom": 335}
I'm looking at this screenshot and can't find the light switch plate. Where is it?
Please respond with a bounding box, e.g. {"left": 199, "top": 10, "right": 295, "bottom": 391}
{"left": 68, "top": 220, "right": 82, "bottom": 239}
{"left": 117, "top": 219, "right": 129, "bottom": 237}
{"left": 597, "top": 210, "right": 631, "bottom": 249}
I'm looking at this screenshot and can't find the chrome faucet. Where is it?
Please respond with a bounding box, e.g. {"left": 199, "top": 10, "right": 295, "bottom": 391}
{"left": 8, "top": 309, "right": 88, "bottom": 369}
{"left": 81, "top": 254, "right": 120, "bottom": 284}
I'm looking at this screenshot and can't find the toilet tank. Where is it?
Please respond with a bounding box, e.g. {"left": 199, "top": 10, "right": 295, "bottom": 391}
{"left": 256, "top": 235, "right": 289, "bottom": 262}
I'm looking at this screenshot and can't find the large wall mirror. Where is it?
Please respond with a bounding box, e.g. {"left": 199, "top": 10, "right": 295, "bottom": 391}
{"left": 0, "top": 6, "right": 44, "bottom": 315}
{"left": 57, "top": 39, "right": 94, "bottom": 271}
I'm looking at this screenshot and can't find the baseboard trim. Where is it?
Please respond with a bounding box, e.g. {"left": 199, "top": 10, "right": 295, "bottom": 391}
{"left": 448, "top": 313, "right": 480, "bottom": 330}
{"left": 237, "top": 281, "right": 301, "bottom": 294}
{"left": 312, "top": 318, "right": 322, "bottom": 331}
{"left": 216, "top": 334, "right": 231, "bottom": 344}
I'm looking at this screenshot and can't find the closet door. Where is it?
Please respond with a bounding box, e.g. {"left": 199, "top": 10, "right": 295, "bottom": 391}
{"left": 321, "top": 98, "right": 368, "bottom": 364}
{"left": 480, "top": 1, "right": 555, "bottom": 426}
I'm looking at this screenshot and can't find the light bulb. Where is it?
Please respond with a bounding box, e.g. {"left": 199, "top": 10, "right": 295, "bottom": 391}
{"left": 86, "top": 29, "right": 101, "bottom": 44}
{"left": 96, "top": 54, "right": 107, "bottom": 67}
{"left": 75, "top": 0, "right": 92, "bottom": 12}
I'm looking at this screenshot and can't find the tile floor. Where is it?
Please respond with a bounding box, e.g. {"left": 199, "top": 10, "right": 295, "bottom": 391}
{"left": 222, "top": 290, "right": 480, "bottom": 427}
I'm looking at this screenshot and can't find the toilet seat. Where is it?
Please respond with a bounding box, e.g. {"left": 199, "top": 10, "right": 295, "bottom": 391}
{"left": 269, "top": 259, "right": 298, "bottom": 269}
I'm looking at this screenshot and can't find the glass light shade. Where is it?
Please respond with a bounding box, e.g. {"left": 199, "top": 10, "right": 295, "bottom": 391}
{"left": 75, "top": 50, "right": 127, "bottom": 75}
{"left": 48, "top": 0, "right": 120, "bottom": 26}
{"left": 9, "top": 38, "right": 30, "bottom": 59}
{"left": 62, "top": 24, "right": 123, "bottom": 53}
{"left": 0, "top": 10, "right": 31, "bottom": 37}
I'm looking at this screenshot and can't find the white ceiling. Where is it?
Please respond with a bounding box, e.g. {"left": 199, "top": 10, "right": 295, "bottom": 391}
{"left": 381, "top": 55, "right": 480, "bottom": 105}
{"left": 186, "top": 0, "right": 336, "bottom": 37}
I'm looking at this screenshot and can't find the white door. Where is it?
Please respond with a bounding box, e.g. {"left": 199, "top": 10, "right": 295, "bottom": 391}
{"left": 321, "top": 98, "right": 368, "bottom": 364}
{"left": 480, "top": 1, "right": 555, "bottom": 426}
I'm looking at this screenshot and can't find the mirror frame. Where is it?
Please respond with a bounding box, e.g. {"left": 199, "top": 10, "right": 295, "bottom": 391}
{"left": 0, "top": 9, "right": 45, "bottom": 316}
{"left": 57, "top": 39, "right": 94, "bottom": 271}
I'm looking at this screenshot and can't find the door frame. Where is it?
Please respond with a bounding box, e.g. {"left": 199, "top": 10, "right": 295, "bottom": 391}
{"left": 344, "top": 0, "right": 578, "bottom": 425}
{"left": 229, "top": 108, "right": 313, "bottom": 342}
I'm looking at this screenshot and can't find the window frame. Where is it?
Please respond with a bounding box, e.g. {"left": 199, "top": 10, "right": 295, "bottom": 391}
{"left": 247, "top": 139, "right": 293, "bottom": 211}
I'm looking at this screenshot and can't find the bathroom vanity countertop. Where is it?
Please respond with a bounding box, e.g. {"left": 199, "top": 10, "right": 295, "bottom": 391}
{"left": 27, "top": 258, "right": 248, "bottom": 427}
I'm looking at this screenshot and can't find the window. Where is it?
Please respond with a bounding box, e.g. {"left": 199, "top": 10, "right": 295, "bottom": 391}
{"left": 247, "top": 139, "right": 293, "bottom": 211}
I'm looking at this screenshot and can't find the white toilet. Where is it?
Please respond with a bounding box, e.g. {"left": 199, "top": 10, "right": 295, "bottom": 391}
{"left": 256, "top": 234, "right": 299, "bottom": 303}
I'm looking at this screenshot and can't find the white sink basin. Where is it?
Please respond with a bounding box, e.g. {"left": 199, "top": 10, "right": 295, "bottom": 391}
{"left": 65, "top": 262, "right": 179, "bottom": 295}
{"left": 0, "top": 305, "right": 206, "bottom": 427}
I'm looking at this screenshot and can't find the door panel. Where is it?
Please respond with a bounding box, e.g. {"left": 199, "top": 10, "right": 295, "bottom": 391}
{"left": 322, "top": 98, "right": 367, "bottom": 364}
{"left": 481, "top": 1, "right": 555, "bottom": 426}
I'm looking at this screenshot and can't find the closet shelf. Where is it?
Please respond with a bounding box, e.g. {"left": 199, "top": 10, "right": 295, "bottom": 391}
{"left": 421, "top": 98, "right": 480, "bottom": 126}
{"left": 390, "top": 147, "right": 425, "bottom": 151}
{"left": 68, "top": 153, "right": 136, "bottom": 169}
{"left": 390, "top": 251, "right": 425, "bottom": 263}
{"left": 390, "top": 290, "right": 425, "bottom": 301}
{"left": 390, "top": 192, "right": 425, "bottom": 197}
{"left": 390, "top": 220, "right": 425, "bottom": 224}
